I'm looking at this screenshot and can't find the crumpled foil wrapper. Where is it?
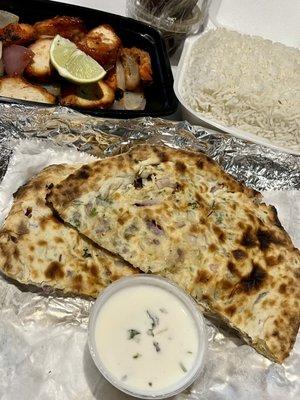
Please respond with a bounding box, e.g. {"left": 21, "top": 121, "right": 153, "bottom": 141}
{"left": 0, "top": 103, "right": 299, "bottom": 400}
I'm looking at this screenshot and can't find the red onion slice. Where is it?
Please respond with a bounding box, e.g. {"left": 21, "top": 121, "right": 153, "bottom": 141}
{"left": 146, "top": 219, "right": 164, "bottom": 236}
{"left": 3, "top": 44, "right": 34, "bottom": 76}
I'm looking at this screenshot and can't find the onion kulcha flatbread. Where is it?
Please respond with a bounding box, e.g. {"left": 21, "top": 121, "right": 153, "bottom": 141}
{"left": 0, "top": 164, "right": 137, "bottom": 297}
{"left": 48, "top": 145, "right": 300, "bottom": 363}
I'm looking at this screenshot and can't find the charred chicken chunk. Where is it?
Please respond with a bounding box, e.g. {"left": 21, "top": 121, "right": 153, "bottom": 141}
{"left": 0, "top": 23, "right": 36, "bottom": 47}
{"left": 78, "top": 24, "right": 121, "bottom": 69}
{"left": 118, "top": 47, "right": 153, "bottom": 91}
{"left": 0, "top": 76, "right": 56, "bottom": 104}
{"left": 25, "top": 38, "right": 54, "bottom": 82}
{"left": 60, "top": 80, "right": 115, "bottom": 109}
{"left": 34, "top": 16, "right": 86, "bottom": 42}
{"left": 125, "top": 47, "right": 153, "bottom": 84}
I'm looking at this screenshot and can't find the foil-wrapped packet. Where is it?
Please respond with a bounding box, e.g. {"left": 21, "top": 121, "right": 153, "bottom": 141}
{"left": 0, "top": 104, "right": 299, "bottom": 400}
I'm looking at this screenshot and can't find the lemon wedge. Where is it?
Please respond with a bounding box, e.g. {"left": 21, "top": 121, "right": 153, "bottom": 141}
{"left": 50, "top": 35, "right": 106, "bottom": 84}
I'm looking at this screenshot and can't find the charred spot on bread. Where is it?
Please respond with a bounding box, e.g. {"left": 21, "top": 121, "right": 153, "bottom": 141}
{"left": 256, "top": 228, "right": 283, "bottom": 250}
{"left": 37, "top": 240, "right": 47, "bottom": 246}
{"left": 17, "top": 221, "right": 29, "bottom": 235}
{"left": 45, "top": 261, "right": 64, "bottom": 280}
{"left": 227, "top": 261, "right": 240, "bottom": 276}
{"left": 154, "top": 150, "right": 169, "bottom": 163}
{"left": 265, "top": 254, "right": 283, "bottom": 267}
{"left": 238, "top": 221, "right": 246, "bottom": 230}
{"left": 10, "top": 235, "right": 18, "bottom": 243}
{"left": 175, "top": 161, "right": 187, "bottom": 173}
{"left": 241, "top": 227, "right": 257, "bottom": 248}
{"left": 246, "top": 212, "right": 255, "bottom": 223}
{"left": 3, "top": 260, "right": 12, "bottom": 271}
{"left": 118, "top": 211, "right": 131, "bottom": 225}
{"left": 40, "top": 215, "right": 58, "bottom": 231}
{"left": 78, "top": 168, "right": 90, "bottom": 180}
{"left": 232, "top": 249, "right": 247, "bottom": 260}
{"left": 240, "top": 263, "right": 267, "bottom": 293}
{"left": 220, "top": 279, "right": 234, "bottom": 291}
{"left": 90, "top": 264, "right": 98, "bottom": 277}
{"left": 72, "top": 274, "right": 83, "bottom": 291}
{"left": 133, "top": 176, "right": 143, "bottom": 189}
{"left": 13, "top": 247, "right": 20, "bottom": 259}
{"left": 177, "top": 248, "right": 184, "bottom": 261}
{"left": 173, "top": 182, "right": 183, "bottom": 192}
{"left": 278, "top": 283, "right": 287, "bottom": 295}
{"left": 195, "top": 159, "right": 204, "bottom": 169}
{"left": 195, "top": 270, "right": 211, "bottom": 283}
{"left": 213, "top": 225, "right": 226, "bottom": 243}
{"left": 195, "top": 193, "right": 203, "bottom": 203}
{"left": 209, "top": 243, "right": 217, "bottom": 252}
{"left": 202, "top": 293, "right": 211, "bottom": 301}
{"left": 225, "top": 305, "right": 236, "bottom": 317}
{"left": 24, "top": 207, "right": 32, "bottom": 217}
{"left": 189, "top": 224, "right": 199, "bottom": 235}
{"left": 294, "top": 268, "right": 300, "bottom": 279}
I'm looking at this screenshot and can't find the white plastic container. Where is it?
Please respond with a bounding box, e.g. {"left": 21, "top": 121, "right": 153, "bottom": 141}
{"left": 174, "top": 0, "right": 300, "bottom": 155}
{"left": 88, "top": 275, "right": 207, "bottom": 399}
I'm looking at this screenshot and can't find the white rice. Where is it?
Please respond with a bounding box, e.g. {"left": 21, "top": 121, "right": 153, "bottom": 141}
{"left": 181, "top": 28, "right": 300, "bottom": 151}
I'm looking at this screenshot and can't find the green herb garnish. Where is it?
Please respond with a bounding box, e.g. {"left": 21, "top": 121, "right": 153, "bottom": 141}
{"left": 133, "top": 353, "right": 142, "bottom": 359}
{"left": 96, "top": 195, "right": 112, "bottom": 205}
{"left": 124, "top": 224, "right": 138, "bottom": 240}
{"left": 207, "top": 200, "right": 216, "bottom": 217}
{"left": 187, "top": 351, "right": 193, "bottom": 354}
{"left": 127, "top": 329, "right": 140, "bottom": 340}
{"left": 153, "top": 341, "right": 161, "bottom": 352}
{"left": 83, "top": 248, "right": 92, "bottom": 258}
{"left": 215, "top": 212, "right": 223, "bottom": 224}
{"left": 73, "top": 218, "right": 80, "bottom": 228}
{"left": 73, "top": 200, "right": 83, "bottom": 206}
{"left": 89, "top": 207, "right": 98, "bottom": 217}
{"left": 188, "top": 202, "right": 199, "bottom": 209}
{"left": 159, "top": 307, "right": 168, "bottom": 314}
{"left": 147, "top": 310, "right": 159, "bottom": 329}
{"left": 179, "top": 362, "right": 187, "bottom": 372}
{"left": 146, "top": 310, "right": 159, "bottom": 336}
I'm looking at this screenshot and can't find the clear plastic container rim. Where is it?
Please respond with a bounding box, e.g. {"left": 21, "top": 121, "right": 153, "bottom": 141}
{"left": 88, "top": 274, "right": 207, "bottom": 399}
{"left": 127, "top": 0, "right": 202, "bottom": 33}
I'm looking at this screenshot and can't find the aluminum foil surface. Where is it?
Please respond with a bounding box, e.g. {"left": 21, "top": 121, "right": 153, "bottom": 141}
{"left": 0, "top": 103, "right": 299, "bottom": 400}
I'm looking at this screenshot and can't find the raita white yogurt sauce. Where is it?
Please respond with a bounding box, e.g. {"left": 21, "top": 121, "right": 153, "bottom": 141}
{"left": 88, "top": 276, "right": 206, "bottom": 399}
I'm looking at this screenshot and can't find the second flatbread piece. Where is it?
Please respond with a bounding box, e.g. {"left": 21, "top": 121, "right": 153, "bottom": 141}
{"left": 0, "top": 163, "right": 137, "bottom": 297}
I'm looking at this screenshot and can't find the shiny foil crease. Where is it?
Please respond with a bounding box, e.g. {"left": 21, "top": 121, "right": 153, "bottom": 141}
{"left": 0, "top": 103, "right": 299, "bottom": 400}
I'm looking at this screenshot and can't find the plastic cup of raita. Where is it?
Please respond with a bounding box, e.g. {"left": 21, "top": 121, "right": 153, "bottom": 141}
{"left": 88, "top": 275, "right": 207, "bottom": 399}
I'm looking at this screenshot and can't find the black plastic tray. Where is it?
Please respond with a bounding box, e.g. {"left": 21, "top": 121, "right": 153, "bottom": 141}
{"left": 0, "top": 0, "right": 178, "bottom": 118}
